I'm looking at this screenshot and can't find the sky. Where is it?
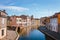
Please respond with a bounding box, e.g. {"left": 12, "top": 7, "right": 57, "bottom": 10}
{"left": 0, "top": 0, "right": 60, "bottom": 18}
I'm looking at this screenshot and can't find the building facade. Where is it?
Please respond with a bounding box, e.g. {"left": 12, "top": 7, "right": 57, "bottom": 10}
{"left": 9, "top": 15, "right": 32, "bottom": 27}
{"left": 45, "top": 12, "right": 60, "bottom": 33}
{"left": 50, "top": 12, "right": 60, "bottom": 33}
{"left": 7, "top": 15, "right": 32, "bottom": 31}
{"left": 31, "top": 18, "right": 40, "bottom": 29}
{"left": 50, "top": 17, "right": 58, "bottom": 32}
{"left": 40, "top": 17, "right": 47, "bottom": 26}
{"left": 0, "top": 10, "right": 7, "bottom": 39}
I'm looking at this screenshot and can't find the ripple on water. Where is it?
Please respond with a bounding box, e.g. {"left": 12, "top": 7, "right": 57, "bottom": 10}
{"left": 18, "top": 29, "right": 45, "bottom": 40}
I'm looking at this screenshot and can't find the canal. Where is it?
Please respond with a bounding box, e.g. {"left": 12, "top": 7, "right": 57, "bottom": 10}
{"left": 18, "top": 29, "right": 46, "bottom": 40}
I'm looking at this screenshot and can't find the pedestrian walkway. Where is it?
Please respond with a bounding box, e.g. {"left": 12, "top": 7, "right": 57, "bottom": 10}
{"left": 1, "top": 30, "right": 18, "bottom": 40}
{"left": 38, "top": 26, "right": 60, "bottom": 40}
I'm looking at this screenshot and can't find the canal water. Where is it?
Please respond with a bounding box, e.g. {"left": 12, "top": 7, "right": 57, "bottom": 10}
{"left": 18, "top": 29, "right": 45, "bottom": 40}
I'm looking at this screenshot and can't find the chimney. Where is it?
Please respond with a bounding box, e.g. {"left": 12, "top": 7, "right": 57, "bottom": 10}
{"left": 3, "top": 10, "right": 5, "bottom": 12}
{"left": 31, "top": 15, "right": 33, "bottom": 20}
{"left": 31, "top": 15, "right": 33, "bottom": 18}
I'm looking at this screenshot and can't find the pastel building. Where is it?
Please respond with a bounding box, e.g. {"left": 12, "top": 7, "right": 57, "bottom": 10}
{"left": 7, "top": 15, "right": 32, "bottom": 31}
{"left": 40, "top": 17, "right": 47, "bottom": 26}
{"left": 19, "top": 15, "right": 31, "bottom": 27}
{"left": 31, "top": 18, "right": 40, "bottom": 29}
{"left": 0, "top": 10, "right": 7, "bottom": 39}
{"left": 44, "top": 12, "right": 60, "bottom": 33}
{"left": 49, "top": 13, "right": 60, "bottom": 33}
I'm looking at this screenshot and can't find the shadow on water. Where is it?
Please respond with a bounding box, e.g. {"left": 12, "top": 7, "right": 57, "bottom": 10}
{"left": 18, "top": 29, "right": 46, "bottom": 40}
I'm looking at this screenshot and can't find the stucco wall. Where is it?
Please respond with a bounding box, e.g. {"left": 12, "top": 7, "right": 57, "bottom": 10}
{"left": 50, "top": 18, "right": 58, "bottom": 32}
{"left": 0, "top": 28, "right": 6, "bottom": 39}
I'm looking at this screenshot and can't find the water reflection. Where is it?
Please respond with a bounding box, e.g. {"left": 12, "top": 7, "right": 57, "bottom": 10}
{"left": 18, "top": 29, "right": 45, "bottom": 40}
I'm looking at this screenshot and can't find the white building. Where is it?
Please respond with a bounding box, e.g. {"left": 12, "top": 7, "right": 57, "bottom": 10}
{"left": 50, "top": 18, "right": 58, "bottom": 32}
{"left": 16, "top": 15, "right": 32, "bottom": 27}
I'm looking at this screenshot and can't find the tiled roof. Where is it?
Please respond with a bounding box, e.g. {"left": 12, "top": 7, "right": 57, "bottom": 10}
{"left": 0, "top": 10, "right": 8, "bottom": 15}
{"left": 20, "top": 15, "right": 27, "bottom": 19}
{"left": 50, "top": 12, "right": 60, "bottom": 18}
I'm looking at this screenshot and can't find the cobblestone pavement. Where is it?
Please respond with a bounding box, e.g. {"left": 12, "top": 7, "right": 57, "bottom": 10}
{"left": 1, "top": 30, "right": 18, "bottom": 40}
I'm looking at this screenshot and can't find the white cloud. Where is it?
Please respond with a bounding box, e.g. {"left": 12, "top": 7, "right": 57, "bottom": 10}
{"left": 0, "top": 6, "right": 29, "bottom": 12}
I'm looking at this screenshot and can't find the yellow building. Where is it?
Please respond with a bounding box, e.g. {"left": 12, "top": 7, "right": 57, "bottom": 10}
{"left": 31, "top": 18, "right": 40, "bottom": 29}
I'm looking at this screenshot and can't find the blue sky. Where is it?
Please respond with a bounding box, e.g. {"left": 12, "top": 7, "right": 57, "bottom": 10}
{"left": 0, "top": 0, "right": 60, "bottom": 18}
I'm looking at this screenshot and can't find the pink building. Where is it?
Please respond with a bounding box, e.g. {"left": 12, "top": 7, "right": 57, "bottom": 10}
{"left": 7, "top": 15, "right": 32, "bottom": 31}
{"left": 0, "top": 10, "right": 7, "bottom": 39}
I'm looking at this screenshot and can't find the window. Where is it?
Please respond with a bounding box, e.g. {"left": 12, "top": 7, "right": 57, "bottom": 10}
{"left": 2, "top": 30, "right": 4, "bottom": 36}
{"left": 2, "top": 18, "right": 5, "bottom": 24}
{"left": 32, "top": 21, "right": 35, "bottom": 24}
{"left": 19, "top": 20, "right": 21, "bottom": 21}
{"left": 25, "top": 23, "right": 27, "bottom": 26}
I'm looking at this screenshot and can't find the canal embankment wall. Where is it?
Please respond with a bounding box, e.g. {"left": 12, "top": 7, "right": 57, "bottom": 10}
{"left": 38, "top": 26, "right": 60, "bottom": 40}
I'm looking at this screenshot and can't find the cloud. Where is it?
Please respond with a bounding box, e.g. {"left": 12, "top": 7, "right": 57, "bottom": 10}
{"left": 0, "top": 6, "right": 29, "bottom": 12}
